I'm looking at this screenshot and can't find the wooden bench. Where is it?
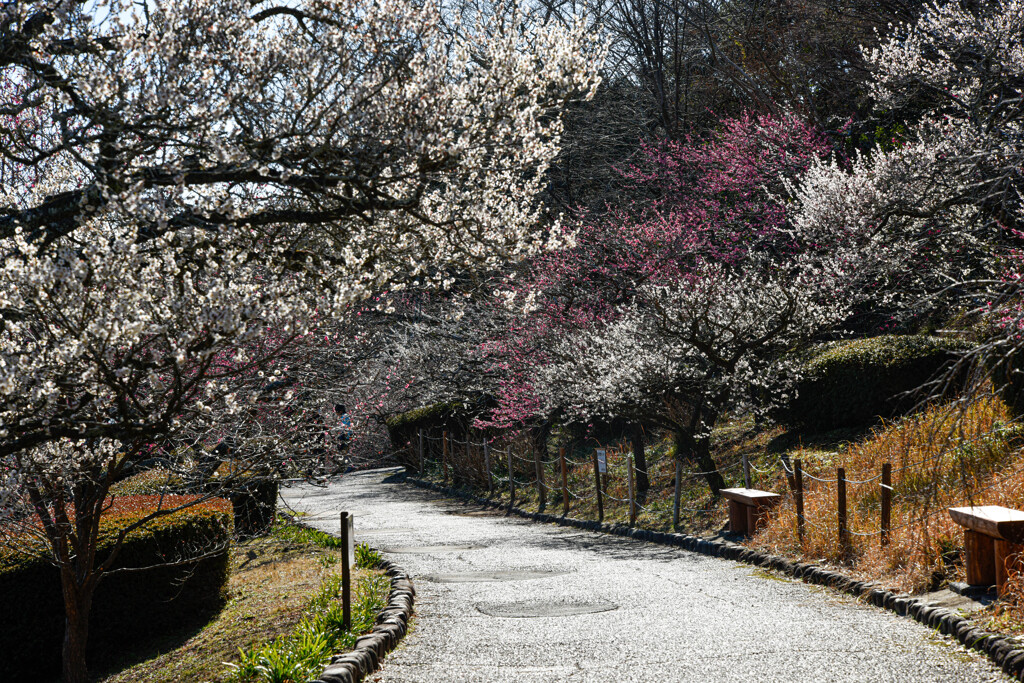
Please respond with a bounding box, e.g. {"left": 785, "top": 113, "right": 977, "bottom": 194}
{"left": 721, "top": 488, "right": 781, "bottom": 536}
{"left": 949, "top": 505, "right": 1024, "bottom": 595}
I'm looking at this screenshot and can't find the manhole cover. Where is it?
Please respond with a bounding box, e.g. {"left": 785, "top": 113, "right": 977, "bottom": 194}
{"left": 384, "top": 544, "right": 479, "bottom": 553}
{"left": 420, "top": 570, "right": 568, "bottom": 583}
{"left": 477, "top": 601, "right": 618, "bottom": 618}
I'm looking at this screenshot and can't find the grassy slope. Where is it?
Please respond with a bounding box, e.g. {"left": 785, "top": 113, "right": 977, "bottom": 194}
{"left": 96, "top": 525, "right": 386, "bottom": 683}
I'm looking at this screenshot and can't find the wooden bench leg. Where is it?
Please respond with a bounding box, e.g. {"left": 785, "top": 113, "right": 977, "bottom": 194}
{"left": 995, "top": 539, "right": 1024, "bottom": 596}
{"left": 748, "top": 503, "right": 774, "bottom": 533}
{"left": 964, "top": 529, "right": 996, "bottom": 587}
{"left": 728, "top": 499, "right": 748, "bottom": 534}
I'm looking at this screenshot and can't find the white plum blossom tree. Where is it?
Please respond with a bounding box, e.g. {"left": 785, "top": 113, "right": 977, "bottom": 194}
{"left": 786, "top": 0, "right": 1024, "bottom": 402}
{"left": 0, "top": 1, "right": 601, "bottom": 679}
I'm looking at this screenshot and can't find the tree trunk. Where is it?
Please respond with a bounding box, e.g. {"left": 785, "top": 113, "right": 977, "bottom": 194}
{"left": 60, "top": 566, "right": 96, "bottom": 683}
{"left": 531, "top": 423, "right": 552, "bottom": 512}
{"left": 674, "top": 424, "right": 725, "bottom": 496}
{"left": 631, "top": 424, "right": 649, "bottom": 498}
{"left": 693, "top": 432, "right": 725, "bottom": 495}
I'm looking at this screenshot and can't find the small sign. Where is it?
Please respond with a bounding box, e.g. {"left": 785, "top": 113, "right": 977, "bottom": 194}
{"left": 596, "top": 449, "right": 607, "bottom": 474}
{"left": 341, "top": 512, "right": 355, "bottom": 567}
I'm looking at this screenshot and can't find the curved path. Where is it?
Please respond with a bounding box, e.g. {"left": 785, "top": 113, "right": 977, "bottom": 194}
{"left": 282, "top": 469, "right": 1010, "bottom": 683}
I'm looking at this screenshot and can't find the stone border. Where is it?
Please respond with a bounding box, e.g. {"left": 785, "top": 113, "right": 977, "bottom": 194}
{"left": 277, "top": 514, "right": 416, "bottom": 683}
{"left": 311, "top": 557, "right": 415, "bottom": 683}
{"left": 407, "top": 475, "right": 1024, "bottom": 682}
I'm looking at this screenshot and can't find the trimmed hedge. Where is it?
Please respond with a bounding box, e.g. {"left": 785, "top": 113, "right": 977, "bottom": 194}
{"left": 385, "top": 401, "right": 465, "bottom": 432}
{"left": 385, "top": 401, "right": 469, "bottom": 470}
{"left": 232, "top": 478, "right": 279, "bottom": 538}
{"left": 0, "top": 495, "right": 232, "bottom": 679}
{"left": 113, "top": 468, "right": 278, "bottom": 539}
{"left": 781, "top": 335, "right": 969, "bottom": 432}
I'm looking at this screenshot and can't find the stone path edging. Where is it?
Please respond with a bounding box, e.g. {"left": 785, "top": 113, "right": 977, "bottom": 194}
{"left": 406, "top": 475, "right": 1024, "bottom": 682}
{"left": 283, "top": 520, "right": 416, "bottom": 683}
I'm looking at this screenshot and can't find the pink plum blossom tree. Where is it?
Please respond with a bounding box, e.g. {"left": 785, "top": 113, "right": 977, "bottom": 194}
{"left": 486, "top": 113, "right": 850, "bottom": 493}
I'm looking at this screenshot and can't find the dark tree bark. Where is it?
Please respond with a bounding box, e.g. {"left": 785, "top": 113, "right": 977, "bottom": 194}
{"left": 674, "top": 405, "right": 725, "bottom": 495}
{"left": 60, "top": 567, "right": 97, "bottom": 683}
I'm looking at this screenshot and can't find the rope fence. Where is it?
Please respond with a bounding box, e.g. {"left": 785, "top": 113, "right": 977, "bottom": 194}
{"left": 395, "top": 424, "right": 1012, "bottom": 550}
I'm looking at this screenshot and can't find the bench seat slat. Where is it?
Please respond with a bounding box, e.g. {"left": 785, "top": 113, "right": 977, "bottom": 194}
{"left": 721, "top": 488, "right": 781, "bottom": 507}
{"left": 949, "top": 506, "right": 1024, "bottom": 542}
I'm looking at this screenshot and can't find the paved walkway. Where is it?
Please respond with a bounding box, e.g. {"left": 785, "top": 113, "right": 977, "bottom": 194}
{"left": 282, "top": 468, "right": 1011, "bottom": 682}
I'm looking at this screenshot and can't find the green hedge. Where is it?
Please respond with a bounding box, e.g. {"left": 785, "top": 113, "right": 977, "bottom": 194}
{"left": 114, "top": 468, "right": 278, "bottom": 539}
{"left": 0, "top": 495, "right": 232, "bottom": 679}
{"left": 232, "top": 478, "right": 279, "bottom": 538}
{"left": 385, "top": 401, "right": 465, "bottom": 432}
{"left": 780, "top": 335, "right": 969, "bottom": 432}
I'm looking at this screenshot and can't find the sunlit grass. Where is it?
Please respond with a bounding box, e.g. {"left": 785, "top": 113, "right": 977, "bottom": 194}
{"left": 751, "top": 395, "right": 1024, "bottom": 594}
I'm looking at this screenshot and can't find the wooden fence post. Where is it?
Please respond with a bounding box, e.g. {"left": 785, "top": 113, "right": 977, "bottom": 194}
{"left": 418, "top": 428, "right": 424, "bottom": 474}
{"left": 442, "top": 431, "right": 449, "bottom": 485}
{"left": 837, "top": 466, "right": 848, "bottom": 549}
{"left": 507, "top": 447, "right": 515, "bottom": 511}
{"left": 534, "top": 443, "right": 546, "bottom": 511}
{"left": 468, "top": 436, "right": 475, "bottom": 486}
{"left": 881, "top": 462, "right": 892, "bottom": 547}
{"left": 794, "top": 458, "right": 805, "bottom": 544}
{"left": 672, "top": 459, "right": 682, "bottom": 531}
{"left": 743, "top": 453, "right": 751, "bottom": 489}
{"left": 484, "top": 439, "right": 493, "bottom": 496}
{"left": 592, "top": 449, "right": 604, "bottom": 522}
{"left": 339, "top": 511, "right": 352, "bottom": 630}
{"left": 560, "top": 447, "right": 569, "bottom": 516}
{"left": 627, "top": 454, "right": 637, "bottom": 526}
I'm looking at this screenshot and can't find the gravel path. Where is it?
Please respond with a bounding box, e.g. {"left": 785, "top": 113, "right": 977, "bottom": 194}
{"left": 282, "top": 468, "right": 1012, "bottom": 683}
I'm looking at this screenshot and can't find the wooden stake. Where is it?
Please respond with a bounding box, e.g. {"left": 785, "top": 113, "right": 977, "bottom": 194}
{"left": 592, "top": 449, "right": 604, "bottom": 522}
{"left": 672, "top": 459, "right": 682, "bottom": 531}
{"left": 742, "top": 453, "right": 751, "bottom": 489}
{"left": 484, "top": 440, "right": 493, "bottom": 496}
{"left": 627, "top": 454, "right": 636, "bottom": 526}
{"left": 534, "top": 443, "right": 546, "bottom": 511}
{"left": 560, "top": 447, "right": 569, "bottom": 516}
{"left": 417, "top": 428, "right": 424, "bottom": 475}
{"left": 507, "top": 447, "right": 515, "bottom": 511}
{"left": 794, "top": 458, "right": 805, "bottom": 544}
{"left": 881, "top": 463, "right": 892, "bottom": 547}
{"left": 837, "top": 466, "right": 848, "bottom": 549}
{"left": 339, "top": 511, "right": 352, "bottom": 630}
{"left": 442, "top": 431, "right": 449, "bottom": 485}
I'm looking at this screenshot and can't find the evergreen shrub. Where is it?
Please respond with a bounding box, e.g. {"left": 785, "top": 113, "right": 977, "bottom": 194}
{"left": 231, "top": 478, "right": 279, "bottom": 538}
{"left": 781, "top": 335, "right": 969, "bottom": 431}
{"left": 0, "top": 495, "right": 231, "bottom": 678}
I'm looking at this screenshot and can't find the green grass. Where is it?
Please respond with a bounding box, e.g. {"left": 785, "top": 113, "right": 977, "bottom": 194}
{"left": 226, "top": 522, "right": 391, "bottom": 682}
{"left": 271, "top": 519, "right": 345, "bottom": 549}
{"left": 225, "top": 570, "right": 390, "bottom": 682}
{"left": 98, "top": 518, "right": 392, "bottom": 683}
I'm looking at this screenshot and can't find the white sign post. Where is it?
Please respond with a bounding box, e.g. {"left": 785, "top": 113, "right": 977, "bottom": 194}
{"left": 340, "top": 511, "right": 354, "bottom": 629}
{"left": 596, "top": 449, "right": 607, "bottom": 474}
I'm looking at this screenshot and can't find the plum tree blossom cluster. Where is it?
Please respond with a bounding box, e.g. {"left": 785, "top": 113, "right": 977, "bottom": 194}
{"left": 368, "top": 1, "right": 1024, "bottom": 499}
{"left": 787, "top": 0, "right": 1024, "bottom": 399}
{"left": 470, "top": 114, "right": 855, "bottom": 491}
{"left": 0, "top": 1, "right": 601, "bottom": 680}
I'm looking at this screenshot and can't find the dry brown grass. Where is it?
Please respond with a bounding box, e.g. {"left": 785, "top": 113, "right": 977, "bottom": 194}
{"left": 750, "top": 395, "right": 1024, "bottom": 595}
{"left": 435, "top": 398, "right": 1024, "bottom": 631}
